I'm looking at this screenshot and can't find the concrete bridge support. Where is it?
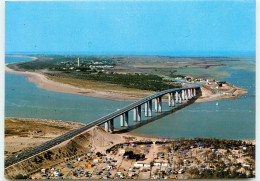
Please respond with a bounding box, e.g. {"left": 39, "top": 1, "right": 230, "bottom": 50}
{"left": 145, "top": 102, "right": 148, "bottom": 117}
{"left": 109, "top": 119, "right": 114, "bottom": 133}
{"left": 155, "top": 97, "right": 158, "bottom": 112}
{"left": 168, "top": 93, "right": 171, "bottom": 107}
{"left": 194, "top": 88, "right": 196, "bottom": 96}
{"left": 138, "top": 105, "right": 141, "bottom": 121}
{"left": 133, "top": 107, "right": 137, "bottom": 121}
{"left": 171, "top": 92, "right": 175, "bottom": 107}
{"left": 148, "top": 100, "right": 152, "bottom": 117}
{"left": 188, "top": 89, "right": 191, "bottom": 99}
{"left": 178, "top": 91, "right": 182, "bottom": 104}
{"left": 175, "top": 91, "right": 179, "bottom": 104}
{"left": 125, "top": 112, "right": 129, "bottom": 127}
{"left": 120, "top": 114, "right": 125, "bottom": 127}
{"left": 105, "top": 122, "right": 109, "bottom": 132}
{"left": 158, "top": 96, "right": 162, "bottom": 113}
{"left": 185, "top": 89, "right": 188, "bottom": 100}
{"left": 182, "top": 90, "right": 185, "bottom": 100}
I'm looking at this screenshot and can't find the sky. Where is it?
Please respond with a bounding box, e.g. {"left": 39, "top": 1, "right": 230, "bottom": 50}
{"left": 5, "top": 1, "right": 256, "bottom": 56}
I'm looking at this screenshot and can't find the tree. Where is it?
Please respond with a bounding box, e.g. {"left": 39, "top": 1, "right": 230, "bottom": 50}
{"left": 150, "top": 160, "right": 154, "bottom": 179}
{"left": 14, "top": 174, "right": 30, "bottom": 179}
{"left": 188, "top": 168, "right": 200, "bottom": 178}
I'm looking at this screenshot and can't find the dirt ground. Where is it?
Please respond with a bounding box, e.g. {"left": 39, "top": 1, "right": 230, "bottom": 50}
{"left": 5, "top": 117, "right": 86, "bottom": 159}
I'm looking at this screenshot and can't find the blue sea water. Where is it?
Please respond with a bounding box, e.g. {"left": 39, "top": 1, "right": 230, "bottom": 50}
{"left": 5, "top": 56, "right": 255, "bottom": 139}
{"left": 5, "top": 57, "right": 131, "bottom": 126}
{"left": 132, "top": 68, "right": 255, "bottom": 140}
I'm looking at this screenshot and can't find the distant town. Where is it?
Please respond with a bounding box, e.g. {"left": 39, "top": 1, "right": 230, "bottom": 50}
{"left": 52, "top": 57, "right": 116, "bottom": 74}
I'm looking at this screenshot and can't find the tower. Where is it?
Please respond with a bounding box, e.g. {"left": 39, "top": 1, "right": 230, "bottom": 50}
{"left": 77, "top": 57, "right": 80, "bottom": 67}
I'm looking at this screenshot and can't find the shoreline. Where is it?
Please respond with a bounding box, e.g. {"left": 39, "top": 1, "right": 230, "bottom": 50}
{"left": 5, "top": 117, "right": 255, "bottom": 158}
{"left": 5, "top": 65, "right": 145, "bottom": 102}
{"left": 5, "top": 65, "right": 248, "bottom": 103}
{"left": 5, "top": 54, "right": 38, "bottom": 61}
{"left": 5, "top": 116, "right": 255, "bottom": 142}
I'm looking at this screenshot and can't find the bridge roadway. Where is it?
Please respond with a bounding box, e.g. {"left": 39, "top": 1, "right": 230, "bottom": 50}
{"left": 5, "top": 85, "right": 202, "bottom": 168}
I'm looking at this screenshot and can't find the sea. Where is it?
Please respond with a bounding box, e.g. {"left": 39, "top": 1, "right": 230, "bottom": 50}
{"left": 5, "top": 56, "right": 255, "bottom": 140}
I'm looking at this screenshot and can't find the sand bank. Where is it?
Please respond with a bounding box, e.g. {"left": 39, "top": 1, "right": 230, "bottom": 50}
{"left": 5, "top": 66, "right": 144, "bottom": 101}
{"left": 5, "top": 65, "right": 247, "bottom": 103}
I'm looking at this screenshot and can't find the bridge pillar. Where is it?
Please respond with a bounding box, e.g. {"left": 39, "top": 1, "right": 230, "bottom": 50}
{"left": 155, "top": 97, "right": 158, "bottom": 112}
{"left": 145, "top": 102, "right": 148, "bottom": 117}
{"left": 171, "top": 92, "right": 175, "bottom": 107}
{"left": 185, "top": 89, "right": 188, "bottom": 100}
{"left": 182, "top": 90, "right": 185, "bottom": 100}
{"left": 158, "top": 96, "right": 162, "bottom": 113}
{"left": 110, "top": 119, "right": 114, "bottom": 133}
{"left": 133, "top": 107, "right": 137, "bottom": 121}
{"left": 138, "top": 105, "right": 141, "bottom": 121}
{"left": 191, "top": 88, "right": 194, "bottom": 97}
{"left": 125, "top": 112, "right": 129, "bottom": 127}
{"left": 175, "top": 91, "right": 179, "bottom": 104}
{"left": 120, "top": 114, "right": 125, "bottom": 127}
{"left": 168, "top": 93, "right": 171, "bottom": 107}
{"left": 178, "top": 91, "right": 182, "bottom": 104}
{"left": 194, "top": 88, "right": 196, "bottom": 96}
{"left": 105, "top": 121, "right": 109, "bottom": 132}
{"left": 188, "top": 89, "right": 191, "bottom": 99}
{"left": 148, "top": 100, "right": 152, "bottom": 117}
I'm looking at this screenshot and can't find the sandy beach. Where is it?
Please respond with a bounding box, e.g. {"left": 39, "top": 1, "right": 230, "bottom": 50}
{"left": 5, "top": 65, "right": 248, "bottom": 103}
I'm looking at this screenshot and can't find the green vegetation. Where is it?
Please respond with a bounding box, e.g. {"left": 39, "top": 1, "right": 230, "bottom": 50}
{"left": 10, "top": 55, "right": 117, "bottom": 71}
{"left": 14, "top": 174, "right": 31, "bottom": 179}
{"left": 188, "top": 162, "right": 251, "bottom": 179}
{"left": 53, "top": 71, "right": 181, "bottom": 91}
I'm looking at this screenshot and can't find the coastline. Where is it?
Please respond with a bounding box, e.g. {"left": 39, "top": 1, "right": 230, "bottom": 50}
{"left": 5, "top": 116, "right": 255, "bottom": 161}
{"left": 5, "top": 65, "right": 147, "bottom": 102}
{"left": 5, "top": 54, "right": 38, "bottom": 61}
{"left": 5, "top": 65, "right": 248, "bottom": 103}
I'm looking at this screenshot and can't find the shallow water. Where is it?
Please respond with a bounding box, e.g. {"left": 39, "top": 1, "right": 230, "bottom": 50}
{"left": 5, "top": 56, "right": 255, "bottom": 139}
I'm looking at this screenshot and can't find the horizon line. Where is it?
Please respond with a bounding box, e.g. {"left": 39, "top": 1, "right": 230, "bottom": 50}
{"left": 5, "top": 50, "right": 256, "bottom": 57}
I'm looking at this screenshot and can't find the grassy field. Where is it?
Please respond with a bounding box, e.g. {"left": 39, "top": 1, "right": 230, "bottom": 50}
{"left": 45, "top": 73, "right": 156, "bottom": 98}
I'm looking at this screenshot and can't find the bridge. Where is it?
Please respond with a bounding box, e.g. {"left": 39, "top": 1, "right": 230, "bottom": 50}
{"left": 5, "top": 85, "right": 202, "bottom": 168}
